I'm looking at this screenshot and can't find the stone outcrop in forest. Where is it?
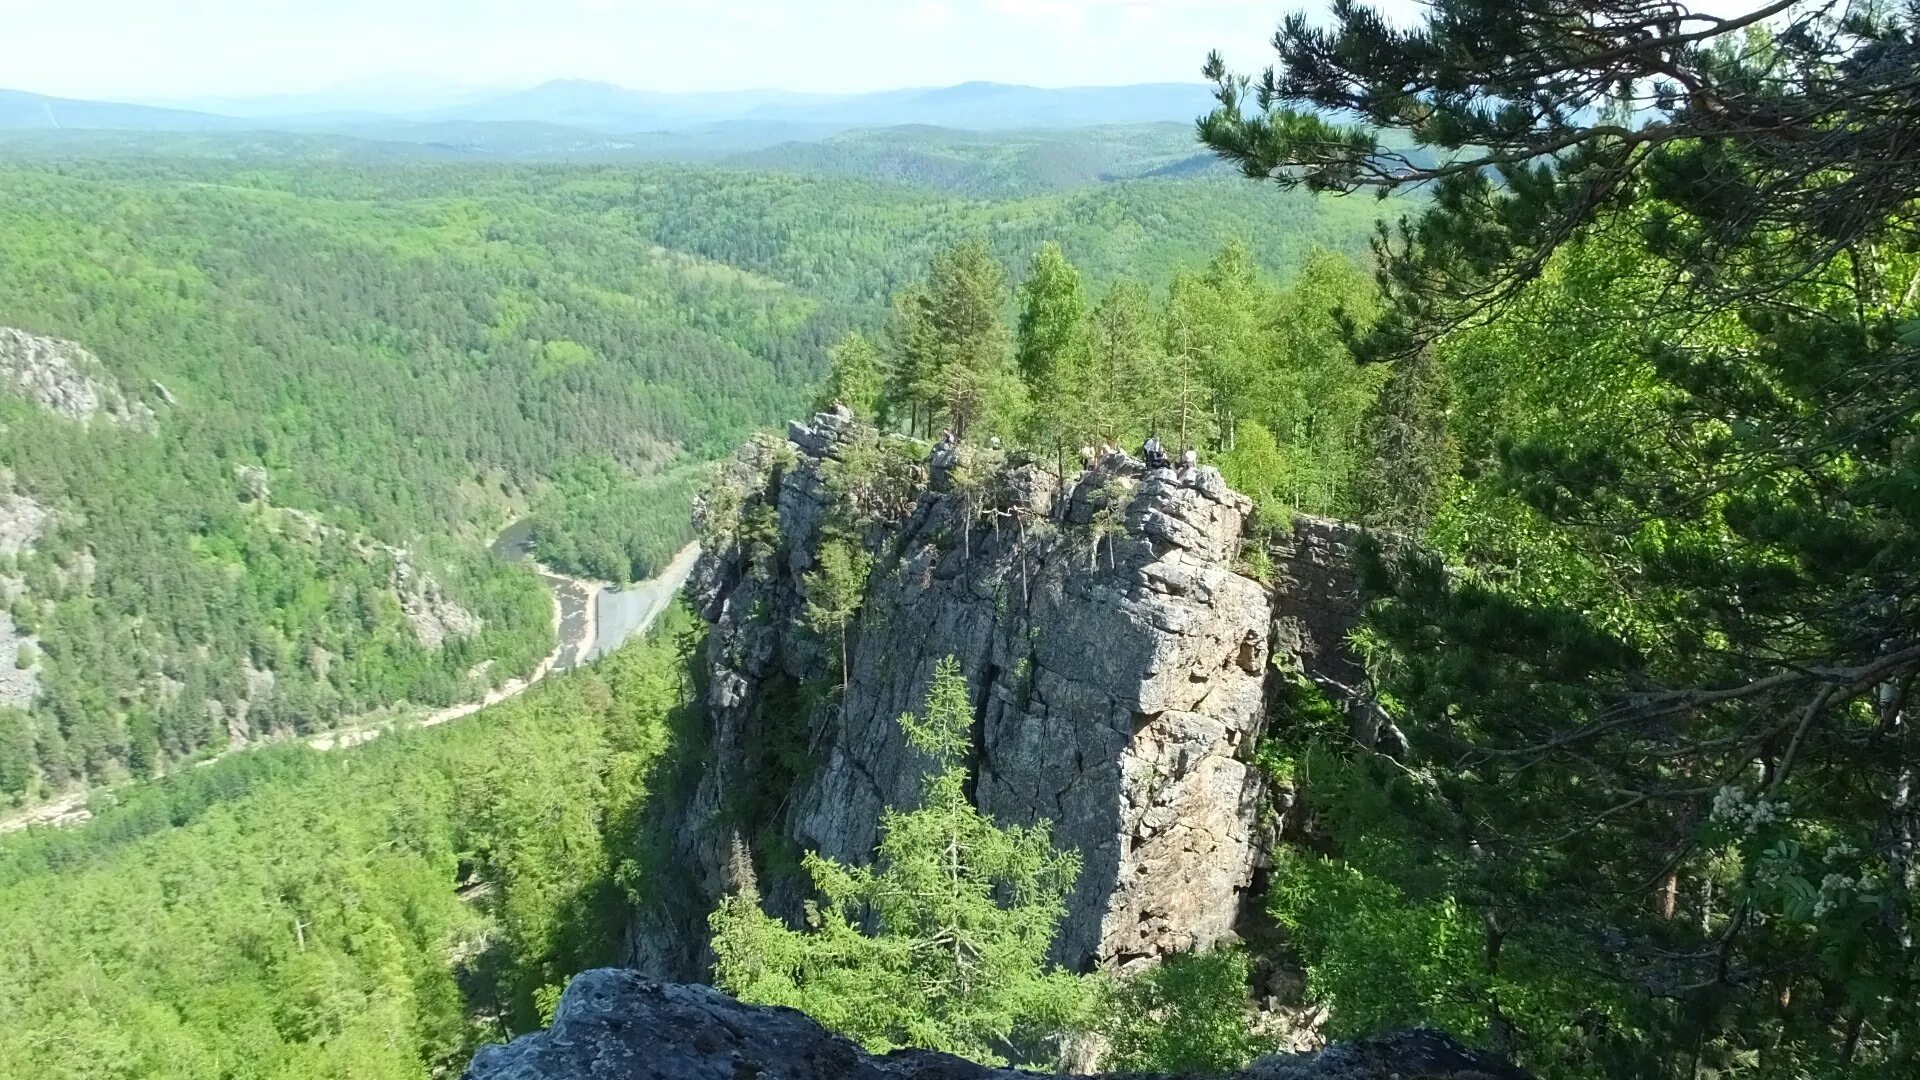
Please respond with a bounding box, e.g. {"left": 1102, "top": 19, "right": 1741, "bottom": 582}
{"left": 463, "top": 971, "right": 1531, "bottom": 1080}
{"left": 633, "top": 411, "right": 1366, "bottom": 977}
{"left": 0, "top": 326, "right": 155, "bottom": 428}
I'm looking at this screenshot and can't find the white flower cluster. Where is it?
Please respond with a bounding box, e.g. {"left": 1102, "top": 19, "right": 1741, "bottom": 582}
{"left": 1709, "top": 784, "right": 1787, "bottom": 835}
{"left": 1814, "top": 872, "right": 1858, "bottom": 919}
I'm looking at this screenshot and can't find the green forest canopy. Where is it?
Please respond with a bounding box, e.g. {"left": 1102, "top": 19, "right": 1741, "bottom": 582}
{"left": 0, "top": 147, "right": 1386, "bottom": 795}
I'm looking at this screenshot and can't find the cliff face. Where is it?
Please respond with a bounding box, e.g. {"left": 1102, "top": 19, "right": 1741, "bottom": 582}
{"left": 634, "top": 411, "right": 1363, "bottom": 977}
{"left": 464, "top": 972, "right": 1531, "bottom": 1080}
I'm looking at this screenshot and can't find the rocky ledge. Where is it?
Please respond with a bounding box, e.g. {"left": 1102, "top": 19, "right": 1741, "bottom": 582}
{"left": 464, "top": 971, "right": 1531, "bottom": 1080}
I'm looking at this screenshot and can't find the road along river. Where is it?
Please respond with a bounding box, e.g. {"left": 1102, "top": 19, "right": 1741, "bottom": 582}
{"left": 1, "top": 527, "right": 700, "bottom": 832}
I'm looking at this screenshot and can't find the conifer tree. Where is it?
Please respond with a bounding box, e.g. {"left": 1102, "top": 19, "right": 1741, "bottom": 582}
{"left": 822, "top": 331, "right": 884, "bottom": 419}
{"left": 1203, "top": 2, "right": 1920, "bottom": 1072}
{"left": 709, "top": 657, "right": 1090, "bottom": 1066}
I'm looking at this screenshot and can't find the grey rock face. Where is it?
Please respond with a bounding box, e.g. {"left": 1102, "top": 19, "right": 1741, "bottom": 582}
{"left": 0, "top": 491, "right": 50, "bottom": 710}
{"left": 462, "top": 971, "right": 1530, "bottom": 1080}
{"left": 0, "top": 492, "right": 50, "bottom": 559}
{"left": 0, "top": 327, "right": 154, "bottom": 428}
{"left": 638, "top": 416, "right": 1365, "bottom": 977}
{"left": 0, "top": 612, "right": 41, "bottom": 711}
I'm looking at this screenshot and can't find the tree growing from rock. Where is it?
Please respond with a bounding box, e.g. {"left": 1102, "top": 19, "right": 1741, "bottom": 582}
{"left": 709, "top": 657, "right": 1090, "bottom": 1065}
{"left": 802, "top": 539, "right": 872, "bottom": 698}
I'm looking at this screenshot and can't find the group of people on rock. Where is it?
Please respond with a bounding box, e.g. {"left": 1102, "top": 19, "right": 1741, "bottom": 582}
{"left": 1140, "top": 434, "right": 1196, "bottom": 472}
{"left": 1071, "top": 435, "right": 1199, "bottom": 476}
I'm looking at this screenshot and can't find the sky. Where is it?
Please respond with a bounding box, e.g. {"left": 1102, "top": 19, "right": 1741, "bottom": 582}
{"left": 0, "top": 0, "right": 1427, "bottom": 104}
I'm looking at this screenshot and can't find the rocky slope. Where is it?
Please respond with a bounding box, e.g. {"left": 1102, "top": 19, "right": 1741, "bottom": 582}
{"left": 464, "top": 972, "right": 1530, "bottom": 1080}
{"left": 634, "top": 411, "right": 1365, "bottom": 978}
{"left": 0, "top": 326, "right": 155, "bottom": 428}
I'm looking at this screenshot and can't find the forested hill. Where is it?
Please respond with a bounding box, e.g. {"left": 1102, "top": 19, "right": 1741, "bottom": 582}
{"left": 0, "top": 148, "right": 1384, "bottom": 799}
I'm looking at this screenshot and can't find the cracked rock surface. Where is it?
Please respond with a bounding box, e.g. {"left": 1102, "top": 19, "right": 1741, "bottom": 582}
{"left": 635, "top": 414, "right": 1364, "bottom": 977}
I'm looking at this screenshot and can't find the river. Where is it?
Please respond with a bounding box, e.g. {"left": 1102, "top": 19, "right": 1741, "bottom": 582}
{"left": 488, "top": 520, "right": 700, "bottom": 670}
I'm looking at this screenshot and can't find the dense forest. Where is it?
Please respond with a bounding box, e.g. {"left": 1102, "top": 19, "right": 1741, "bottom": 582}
{"left": 0, "top": 148, "right": 1382, "bottom": 795}
{"left": 0, "top": 609, "right": 694, "bottom": 1079}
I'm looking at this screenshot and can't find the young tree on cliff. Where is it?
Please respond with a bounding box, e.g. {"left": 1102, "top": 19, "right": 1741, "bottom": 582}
{"left": 710, "top": 657, "right": 1090, "bottom": 1065}
{"left": 802, "top": 539, "right": 872, "bottom": 698}
{"left": 1203, "top": 1, "right": 1920, "bottom": 1072}
{"left": 822, "top": 331, "right": 884, "bottom": 419}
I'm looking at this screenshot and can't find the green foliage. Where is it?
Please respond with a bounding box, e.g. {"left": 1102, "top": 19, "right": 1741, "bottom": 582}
{"left": 527, "top": 460, "right": 700, "bottom": 584}
{"left": 0, "top": 610, "right": 697, "bottom": 1079}
{"left": 822, "top": 331, "right": 885, "bottom": 419}
{"left": 802, "top": 538, "right": 873, "bottom": 694}
{"left": 884, "top": 241, "right": 1019, "bottom": 440}
{"left": 710, "top": 657, "right": 1092, "bottom": 1066}
{"left": 1102, "top": 948, "right": 1264, "bottom": 1073}
{"left": 1206, "top": 2, "right": 1920, "bottom": 1072}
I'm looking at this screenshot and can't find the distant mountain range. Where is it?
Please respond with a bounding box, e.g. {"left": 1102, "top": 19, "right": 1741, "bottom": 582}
{"left": 0, "top": 80, "right": 1220, "bottom": 138}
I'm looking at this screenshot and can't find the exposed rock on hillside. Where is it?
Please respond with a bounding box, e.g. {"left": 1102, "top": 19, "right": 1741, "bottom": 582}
{"left": 463, "top": 971, "right": 1531, "bottom": 1080}
{"left": 635, "top": 412, "right": 1365, "bottom": 977}
{"left": 0, "top": 491, "right": 50, "bottom": 559}
{"left": 0, "top": 490, "right": 49, "bottom": 710}
{"left": 0, "top": 612, "right": 41, "bottom": 711}
{"left": 0, "top": 327, "right": 154, "bottom": 428}
{"left": 392, "top": 551, "right": 484, "bottom": 649}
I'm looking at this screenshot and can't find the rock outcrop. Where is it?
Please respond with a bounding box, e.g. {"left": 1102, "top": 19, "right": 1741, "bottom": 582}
{"left": 0, "top": 327, "right": 155, "bottom": 428}
{"left": 0, "top": 490, "right": 49, "bottom": 710}
{"left": 464, "top": 972, "right": 1531, "bottom": 1080}
{"left": 636, "top": 413, "right": 1365, "bottom": 977}
{"left": 392, "top": 551, "right": 484, "bottom": 649}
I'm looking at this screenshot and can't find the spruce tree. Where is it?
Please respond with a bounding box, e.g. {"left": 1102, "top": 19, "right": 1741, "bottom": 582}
{"left": 709, "top": 657, "right": 1090, "bottom": 1065}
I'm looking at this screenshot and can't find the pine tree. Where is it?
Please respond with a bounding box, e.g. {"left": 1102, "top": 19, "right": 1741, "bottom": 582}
{"left": 1202, "top": 1, "right": 1920, "bottom": 1073}
{"left": 710, "top": 657, "right": 1091, "bottom": 1066}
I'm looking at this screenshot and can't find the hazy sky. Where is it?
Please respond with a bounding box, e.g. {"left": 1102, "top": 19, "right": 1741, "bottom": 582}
{"left": 0, "top": 0, "right": 1427, "bottom": 103}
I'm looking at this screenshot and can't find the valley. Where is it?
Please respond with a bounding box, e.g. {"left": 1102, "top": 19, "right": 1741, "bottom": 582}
{"left": 6, "top": 4, "right": 1917, "bottom": 1075}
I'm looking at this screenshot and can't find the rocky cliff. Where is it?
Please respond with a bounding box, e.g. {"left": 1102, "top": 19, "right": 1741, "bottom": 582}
{"left": 464, "top": 972, "right": 1530, "bottom": 1080}
{"left": 633, "top": 411, "right": 1365, "bottom": 979}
